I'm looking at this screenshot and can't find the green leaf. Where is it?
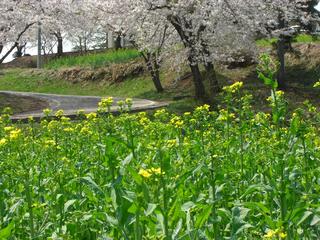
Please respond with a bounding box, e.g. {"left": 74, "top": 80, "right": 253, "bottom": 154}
{"left": 111, "top": 188, "right": 118, "bottom": 210}
{"left": 128, "top": 203, "right": 138, "bottom": 214}
{"left": 181, "top": 201, "right": 195, "bottom": 212}
{"left": 310, "top": 215, "right": 320, "bottom": 226}
{"left": 144, "top": 203, "right": 157, "bottom": 216}
{"left": 195, "top": 205, "right": 212, "bottom": 228}
{"left": 64, "top": 200, "right": 77, "bottom": 212}
{"left": 235, "top": 223, "right": 253, "bottom": 235}
{"left": 80, "top": 176, "right": 104, "bottom": 194}
{"left": 240, "top": 184, "right": 272, "bottom": 199}
{"left": 297, "top": 211, "right": 313, "bottom": 226}
{"left": 122, "top": 153, "right": 133, "bottom": 167}
{"left": 258, "top": 73, "right": 274, "bottom": 87}
{"left": 156, "top": 213, "right": 165, "bottom": 235}
{"left": 106, "top": 214, "right": 118, "bottom": 226}
{"left": 172, "top": 219, "right": 182, "bottom": 239}
{"left": 0, "top": 222, "right": 14, "bottom": 239}
{"left": 127, "top": 166, "right": 143, "bottom": 185}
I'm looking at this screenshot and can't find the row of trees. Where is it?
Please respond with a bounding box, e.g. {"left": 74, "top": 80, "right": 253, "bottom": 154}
{"left": 0, "top": 0, "right": 319, "bottom": 100}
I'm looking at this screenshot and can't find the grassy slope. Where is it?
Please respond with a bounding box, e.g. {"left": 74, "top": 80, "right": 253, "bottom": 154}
{"left": 45, "top": 49, "right": 140, "bottom": 69}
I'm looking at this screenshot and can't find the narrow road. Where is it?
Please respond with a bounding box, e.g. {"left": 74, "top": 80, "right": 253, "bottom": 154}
{"left": 0, "top": 91, "right": 167, "bottom": 121}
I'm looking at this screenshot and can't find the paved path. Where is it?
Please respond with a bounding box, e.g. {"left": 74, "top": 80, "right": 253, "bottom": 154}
{"left": 0, "top": 91, "right": 168, "bottom": 121}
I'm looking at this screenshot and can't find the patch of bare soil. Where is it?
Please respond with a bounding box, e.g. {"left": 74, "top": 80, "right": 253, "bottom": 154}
{"left": 0, "top": 93, "right": 49, "bottom": 114}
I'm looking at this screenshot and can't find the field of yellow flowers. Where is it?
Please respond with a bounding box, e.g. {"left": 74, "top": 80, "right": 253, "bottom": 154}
{"left": 1, "top": 56, "right": 320, "bottom": 239}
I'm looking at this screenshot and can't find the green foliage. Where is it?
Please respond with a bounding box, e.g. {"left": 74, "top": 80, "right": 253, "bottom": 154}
{"left": 256, "top": 38, "right": 278, "bottom": 47}
{"left": 293, "top": 34, "right": 320, "bottom": 43}
{"left": 0, "top": 77, "right": 319, "bottom": 239}
{"left": 45, "top": 49, "right": 140, "bottom": 69}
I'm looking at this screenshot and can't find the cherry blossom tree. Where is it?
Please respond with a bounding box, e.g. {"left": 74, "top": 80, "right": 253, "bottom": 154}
{"left": 233, "top": 0, "right": 320, "bottom": 89}
{"left": 89, "top": 0, "right": 179, "bottom": 93}
{"left": 0, "top": 0, "right": 37, "bottom": 63}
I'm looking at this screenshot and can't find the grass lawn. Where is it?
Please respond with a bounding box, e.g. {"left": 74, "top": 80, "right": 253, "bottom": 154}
{"left": 256, "top": 33, "right": 320, "bottom": 47}
{"left": 45, "top": 49, "right": 141, "bottom": 69}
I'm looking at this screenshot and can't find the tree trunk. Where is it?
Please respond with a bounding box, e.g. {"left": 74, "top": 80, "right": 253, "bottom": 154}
{"left": 56, "top": 32, "right": 63, "bottom": 56}
{"left": 277, "top": 37, "right": 286, "bottom": 89}
{"left": 168, "top": 16, "right": 207, "bottom": 101}
{"left": 0, "top": 43, "right": 18, "bottom": 64}
{"left": 190, "top": 64, "right": 206, "bottom": 100}
{"left": 115, "top": 34, "right": 122, "bottom": 50}
{"left": 150, "top": 69, "right": 164, "bottom": 93}
{"left": 16, "top": 45, "right": 24, "bottom": 57}
{"left": 84, "top": 37, "right": 87, "bottom": 52}
{"left": 205, "top": 62, "right": 220, "bottom": 95}
{"left": 79, "top": 37, "right": 83, "bottom": 53}
{"left": 0, "top": 44, "right": 3, "bottom": 55}
{"left": 145, "top": 55, "right": 164, "bottom": 93}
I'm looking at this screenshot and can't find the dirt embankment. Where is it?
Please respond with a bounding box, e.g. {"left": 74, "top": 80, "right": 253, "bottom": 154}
{"left": 27, "top": 60, "right": 145, "bottom": 84}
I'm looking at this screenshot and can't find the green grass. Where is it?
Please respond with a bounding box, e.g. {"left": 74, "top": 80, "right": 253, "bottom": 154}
{"left": 256, "top": 34, "right": 320, "bottom": 47}
{"left": 0, "top": 69, "right": 153, "bottom": 97}
{"left": 256, "top": 38, "right": 278, "bottom": 47}
{"left": 293, "top": 33, "right": 320, "bottom": 43}
{"left": 45, "top": 49, "right": 141, "bottom": 69}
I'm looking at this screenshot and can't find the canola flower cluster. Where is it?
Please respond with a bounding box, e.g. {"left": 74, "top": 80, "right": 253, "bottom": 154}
{"left": 264, "top": 229, "right": 287, "bottom": 239}
{"left": 0, "top": 89, "right": 319, "bottom": 239}
{"left": 138, "top": 167, "right": 162, "bottom": 178}
{"left": 222, "top": 81, "right": 244, "bottom": 93}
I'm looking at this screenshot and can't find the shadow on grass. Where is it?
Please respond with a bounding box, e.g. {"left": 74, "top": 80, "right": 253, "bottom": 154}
{"left": 286, "top": 64, "right": 320, "bottom": 88}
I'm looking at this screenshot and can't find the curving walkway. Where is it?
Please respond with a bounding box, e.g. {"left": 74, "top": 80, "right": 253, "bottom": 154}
{"left": 0, "top": 91, "right": 168, "bottom": 122}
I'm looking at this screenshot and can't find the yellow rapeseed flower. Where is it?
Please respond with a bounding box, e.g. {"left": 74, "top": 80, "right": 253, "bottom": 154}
{"left": 86, "top": 112, "right": 97, "bottom": 120}
{"left": 138, "top": 169, "right": 152, "bottom": 178}
{"left": 138, "top": 167, "right": 163, "bottom": 178}
{"left": 223, "top": 81, "right": 244, "bottom": 93}
{"left": 264, "top": 229, "right": 287, "bottom": 239}
{"left": 98, "top": 97, "right": 114, "bottom": 109}
{"left": 276, "top": 90, "right": 284, "bottom": 97}
{"left": 264, "top": 229, "right": 276, "bottom": 239}
{"left": 9, "top": 129, "right": 21, "bottom": 140}
{"left": 166, "top": 139, "right": 177, "bottom": 148}
{"left": 80, "top": 126, "right": 93, "bottom": 135}
{"left": 125, "top": 98, "right": 133, "bottom": 107}
{"left": 279, "top": 232, "right": 287, "bottom": 239}
{"left": 170, "top": 116, "right": 184, "bottom": 128}
{"left": 63, "top": 127, "right": 74, "bottom": 133}
{"left": 0, "top": 138, "right": 7, "bottom": 146}
{"left": 195, "top": 104, "right": 210, "bottom": 112}
{"left": 4, "top": 126, "right": 14, "bottom": 132}
{"left": 44, "top": 140, "right": 56, "bottom": 148}
{"left": 150, "top": 167, "right": 162, "bottom": 175}
{"left": 55, "top": 110, "right": 64, "bottom": 117}
{"left": 43, "top": 108, "right": 52, "bottom": 116}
